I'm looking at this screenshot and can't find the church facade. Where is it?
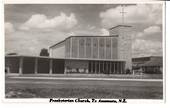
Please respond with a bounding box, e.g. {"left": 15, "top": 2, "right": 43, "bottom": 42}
{"left": 49, "top": 25, "right": 132, "bottom": 74}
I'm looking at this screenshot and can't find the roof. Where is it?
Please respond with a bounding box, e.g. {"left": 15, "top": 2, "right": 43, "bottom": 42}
{"left": 132, "top": 56, "right": 162, "bottom": 62}
{"left": 5, "top": 55, "right": 64, "bottom": 60}
{"left": 5, "top": 55, "right": 125, "bottom": 62}
{"left": 49, "top": 35, "right": 118, "bottom": 49}
{"left": 141, "top": 57, "right": 163, "bottom": 67}
{"left": 109, "top": 25, "right": 132, "bottom": 30}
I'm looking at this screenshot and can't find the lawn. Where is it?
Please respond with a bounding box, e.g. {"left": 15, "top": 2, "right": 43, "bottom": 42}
{"left": 5, "top": 78, "right": 163, "bottom": 99}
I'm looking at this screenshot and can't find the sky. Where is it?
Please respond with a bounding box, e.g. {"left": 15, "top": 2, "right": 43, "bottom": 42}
{"left": 5, "top": 4, "right": 163, "bottom": 57}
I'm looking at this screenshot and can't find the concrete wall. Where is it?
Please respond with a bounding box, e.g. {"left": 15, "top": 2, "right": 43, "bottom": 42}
{"left": 65, "top": 38, "right": 71, "bottom": 58}
{"left": 50, "top": 42, "right": 65, "bottom": 58}
{"left": 109, "top": 25, "right": 132, "bottom": 70}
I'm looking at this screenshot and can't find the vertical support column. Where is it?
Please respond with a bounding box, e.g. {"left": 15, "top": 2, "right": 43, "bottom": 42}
{"left": 65, "top": 61, "right": 68, "bottom": 74}
{"left": 49, "top": 59, "right": 53, "bottom": 74}
{"left": 94, "top": 61, "right": 96, "bottom": 74}
{"left": 91, "top": 61, "right": 93, "bottom": 73}
{"left": 34, "top": 58, "right": 38, "bottom": 74}
{"left": 19, "top": 57, "right": 23, "bottom": 75}
{"left": 64, "top": 67, "right": 67, "bottom": 74}
{"left": 122, "top": 62, "right": 124, "bottom": 74}
{"left": 99, "top": 61, "right": 100, "bottom": 74}
{"left": 111, "top": 37, "right": 113, "bottom": 59}
{"left": 6, "top": 67, "right": 10, "bottom": 74}
{"left": 88, "top": 61, "right": 90, "bottom": 74}
{"left": 103, "top": 61, "right": 105, "bottom": 74}
{"left": 95, "top": 61, "right": 97, "bottom": 74}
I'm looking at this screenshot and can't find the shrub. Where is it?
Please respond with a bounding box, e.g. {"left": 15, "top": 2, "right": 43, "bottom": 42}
{"left": 125, "top": 68, "right": 131, "bottom": 74}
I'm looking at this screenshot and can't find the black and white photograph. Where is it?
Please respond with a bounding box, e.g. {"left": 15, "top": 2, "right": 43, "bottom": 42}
{"left": 3, "top": 0, "right": 165, "bottom": 103}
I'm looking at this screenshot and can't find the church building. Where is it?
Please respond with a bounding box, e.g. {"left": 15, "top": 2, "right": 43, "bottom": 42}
{"left": 49, "top": 25, "right": 132, "bottom": 74}
{"left": 5, "top": 25, "right": 132, "bottom": 75}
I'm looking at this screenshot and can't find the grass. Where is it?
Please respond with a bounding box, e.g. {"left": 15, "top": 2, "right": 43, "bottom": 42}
{"left": 5, "top": 78, "right": 163, "bottom": 99}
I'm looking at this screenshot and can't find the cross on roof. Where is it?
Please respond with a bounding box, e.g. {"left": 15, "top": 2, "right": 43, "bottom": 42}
{"left": 120, "top": 5, "right": 127, "bottom": 24}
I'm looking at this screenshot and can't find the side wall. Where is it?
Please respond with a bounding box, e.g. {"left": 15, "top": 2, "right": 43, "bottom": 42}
{"left": 50, "top": 42, "right": 65, "bottom": 58}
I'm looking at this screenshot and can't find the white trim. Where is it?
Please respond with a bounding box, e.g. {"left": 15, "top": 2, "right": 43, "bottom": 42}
{"left": 19, "top": 57, "right": 23, "bottom": 75}
{"left": 84, "top": 37, "right": 86, "bottom": 58}
{"left": 111, "top": 37, "right": 113, "bottom": 59}
{"left": 6, "top": 67, "right": 10, "bottom": 74}
{"left": 49, "top": 59, "right": 53, "bottom": 74}
{"left": 34, "top": 58, "right": 38, "bottom": 74}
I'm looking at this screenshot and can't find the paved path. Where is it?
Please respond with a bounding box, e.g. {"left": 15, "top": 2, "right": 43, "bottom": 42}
{"left": 8, "top": 76, "right": 163, "bottom": 82}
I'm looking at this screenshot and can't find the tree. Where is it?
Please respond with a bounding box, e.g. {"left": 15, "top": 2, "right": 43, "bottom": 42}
{"left": 125, "top": 68, "right": 131, "bottom": 74}
{"left": 40, "top": 48, "right": 49, "bottom": 56}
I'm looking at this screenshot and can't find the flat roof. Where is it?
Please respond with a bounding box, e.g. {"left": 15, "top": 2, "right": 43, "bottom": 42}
{"left": 109, "top": 25, "right": 132, "bottom": 30}
{"left": 132, "top": 56, "right": 162, "bottom": 60}
{"left": 5, "top": 55, "right": 125, "bottom": 62}
{"left": 49, "top": 35, "right": 118, "bottom": 49}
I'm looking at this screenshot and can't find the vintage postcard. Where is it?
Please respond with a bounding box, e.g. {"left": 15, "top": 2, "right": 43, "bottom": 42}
{"left": 3, "top": 0, "right": 165, "bottom": 104}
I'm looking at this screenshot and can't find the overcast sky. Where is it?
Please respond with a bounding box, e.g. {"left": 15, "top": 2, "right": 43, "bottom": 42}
{"left": 5, "top": 4, "right": 163, "bottom": 57}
